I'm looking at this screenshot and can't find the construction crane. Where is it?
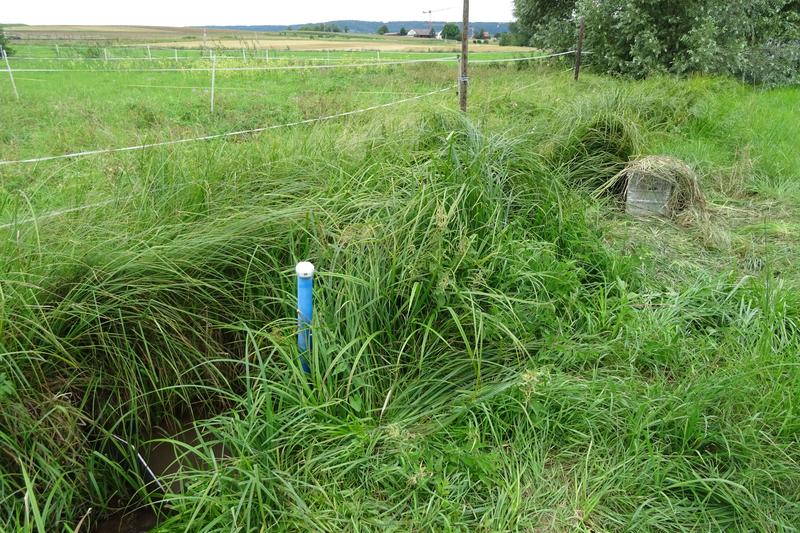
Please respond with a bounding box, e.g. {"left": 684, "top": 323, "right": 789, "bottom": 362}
{"left": 423, "top": 7, "right": 455, "bottom": 32}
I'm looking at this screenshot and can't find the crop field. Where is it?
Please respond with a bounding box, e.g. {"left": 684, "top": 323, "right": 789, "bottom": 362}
{"left": 152, "top": 39, "right": 528, "bottom": 53}
{"left": 1, "top": 36, "right": 800, "bottom": 532}
{"left": 4, "top": 25, "right": 530, "bottom": 53}
{"left": 3, "top": 25, "right": 231, "bottom": 41}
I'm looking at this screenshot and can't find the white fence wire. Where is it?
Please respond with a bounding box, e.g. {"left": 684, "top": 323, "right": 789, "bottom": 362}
{"left": 0, "top": 85, "right": 455, "bottom": 167}
{"left": 5, "top": 57, "right": 456, "bottom": 73}
{"left": 3, "top": 51, "right": 576, "bottom": 74}
{"left": 0, "top": 48, "right": 581, "bottom": 227}
{"left": 0, "top": 198, "right": 118, "bottom": 230}
{"left": 9, "top": 55, "right": 395, "bottom": 62}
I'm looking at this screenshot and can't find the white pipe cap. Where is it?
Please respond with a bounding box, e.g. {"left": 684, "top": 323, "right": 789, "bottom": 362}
{"left": 296, "top": 261, "right": 315, "bottom": 278}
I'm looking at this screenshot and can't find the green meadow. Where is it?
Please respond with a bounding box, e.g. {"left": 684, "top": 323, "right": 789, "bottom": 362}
{"left": 0, "top": 44, "right": 799, "bottom": 531}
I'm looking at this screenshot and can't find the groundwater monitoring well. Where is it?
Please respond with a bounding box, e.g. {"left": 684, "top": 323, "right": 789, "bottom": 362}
{"left": 625, "top": 169, "right": 674, "bottom": 217}
{"left": 610, "top": 156, "right": 705, "bottom": 218}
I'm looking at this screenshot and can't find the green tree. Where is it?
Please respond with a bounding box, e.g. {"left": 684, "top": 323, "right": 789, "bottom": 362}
{"left": 512, "top": 0, "right": 800, "bottom": 83}
{"left": 578, "top": 0, "right": 798, "bottom": 81}
{"left": 377, "top": 24, "right": 389, "bottom": 35}
{"left": 300, "top": 23, "right": 342, "bottom": 33}
{"left": 0, "top": 27, "right": 12, "bottom": 57}
{"left": 399, "top": 27, "right": 408, "bottom": 36}
{"left": 85, "top": 44, "right": 103, "bottom": 59}
{"left": 498, "top": 22, "right": 532, "bottom": 47}
{"left": 513, "top": 0, "right": 574, "bottom": 46}
{"left": 441, "top": 22, "right": 461, "bottom": 41}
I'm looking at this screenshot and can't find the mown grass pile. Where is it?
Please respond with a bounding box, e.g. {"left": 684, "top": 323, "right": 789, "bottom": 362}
{"left": 1, "top": 64, "right": 799, "bottom": 531}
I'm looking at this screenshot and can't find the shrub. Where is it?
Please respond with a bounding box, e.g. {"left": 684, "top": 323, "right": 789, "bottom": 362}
{"left": 85, "top": 45, "right": 103, "bottom": 58}
{"left": 513, "top": 0, "right": 800, "bottom": 85}
{"left": 0, "top": 26, "right": 13, "bottom": 57}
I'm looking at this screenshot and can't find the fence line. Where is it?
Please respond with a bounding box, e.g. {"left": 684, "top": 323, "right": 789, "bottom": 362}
{"left": 471, "top": 50, "right": 577, "bottom": 63}
{"left": 9, "top": 52, "right": 562, "bottom": 63}
{"left": 9, "top": 56, "right": 203, "bottom": 61}
{"left": 126, "top": 84, "right": 441, "bottom": 94}
{"left": 0, "top": 85, "right": 455, "bottom": 166}
{"left": 7, "top": 55, "right": 385, "bottom": 62}
{"left": 4, "top": 52, "right": 578, "bottom": 74}
{"left": 0, "top": 48, "right": 584, "bottom": 226}
{"left": 126, "top": 83, "right": 263, "bottom": 92}
{"left": 6, "top": 56, "right": 457, "bottom": 73}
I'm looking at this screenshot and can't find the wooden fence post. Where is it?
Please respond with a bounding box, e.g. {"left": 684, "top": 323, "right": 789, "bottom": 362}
{"left": 210, "top": 52, "right": 216, "bottom": 113}
{"left": 459, "top": 0, "right": 470, "bottom": 112}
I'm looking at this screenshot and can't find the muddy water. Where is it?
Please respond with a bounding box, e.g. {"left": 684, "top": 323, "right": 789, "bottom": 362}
{"left": 142, "top": 421, "right": 227, "bottom": 493}
{"left": 91, "top": 419, "right": 225, "bottom": 533}
{"left": 93, "top": 508, "right": 158, "bottom": 533}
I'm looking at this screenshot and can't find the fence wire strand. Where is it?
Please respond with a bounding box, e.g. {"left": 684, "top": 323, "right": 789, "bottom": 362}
{"left": 4, "top": 51, "right": 577, "bottom": 73}
{"left": 0, "top": 85, "right": 455, "bottom": 166}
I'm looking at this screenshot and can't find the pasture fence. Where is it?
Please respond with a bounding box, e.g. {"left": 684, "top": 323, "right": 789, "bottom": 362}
{"left": 0, "top": 85, "right": 456, "bottom": 167}
{"left": 0, "top": 46, "right": 584, "bottom": 228}
{"left": 0, "top": 85, "right": 457, "bottom": 229}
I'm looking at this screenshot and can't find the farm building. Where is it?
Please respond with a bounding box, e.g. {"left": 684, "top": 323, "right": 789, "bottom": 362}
{"left": 407, "top": 28, "right": 435, "bottom": 38}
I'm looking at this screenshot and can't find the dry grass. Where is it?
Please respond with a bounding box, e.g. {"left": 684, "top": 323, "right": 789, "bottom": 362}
{"left": 3, "top": 25, "right": 229, "bottom": 41}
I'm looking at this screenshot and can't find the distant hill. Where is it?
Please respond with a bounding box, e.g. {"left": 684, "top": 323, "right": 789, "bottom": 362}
{"left": 207, "top": 21, "right": 511, "bottom": 35}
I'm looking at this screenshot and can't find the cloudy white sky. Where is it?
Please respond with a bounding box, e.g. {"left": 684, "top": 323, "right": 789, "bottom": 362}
{"left": 3, "top": 1, "right": 515, "bottom": 26}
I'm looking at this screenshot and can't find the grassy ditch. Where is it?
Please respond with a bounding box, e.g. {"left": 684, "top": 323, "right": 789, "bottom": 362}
{"left": 0, "top": 63, "right": 799, "bottom": 531}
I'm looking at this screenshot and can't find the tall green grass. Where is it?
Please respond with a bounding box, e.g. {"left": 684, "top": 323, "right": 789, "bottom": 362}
{"left": 0, "top": 64, "right": 799, "bottom": 531}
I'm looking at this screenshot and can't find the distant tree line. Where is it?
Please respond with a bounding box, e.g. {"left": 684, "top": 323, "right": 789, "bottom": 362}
{"left": 377, "top": 25, "right": 409, "bottom": 36}
{"left": 299, "top": 23, "right": 346, "bottom": 33}
{"left": 508, "top": 0, "right": 800, "bottom": 84}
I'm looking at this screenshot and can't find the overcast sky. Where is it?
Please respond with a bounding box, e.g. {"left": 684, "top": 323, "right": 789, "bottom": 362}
{"left": 3, "top": 1, "right": 515, "bottom": 26}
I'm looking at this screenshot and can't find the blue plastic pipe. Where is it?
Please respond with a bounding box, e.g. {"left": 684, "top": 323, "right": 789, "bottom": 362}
{"left": 296, "top": 262, "right": 315, "bottom": 372}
